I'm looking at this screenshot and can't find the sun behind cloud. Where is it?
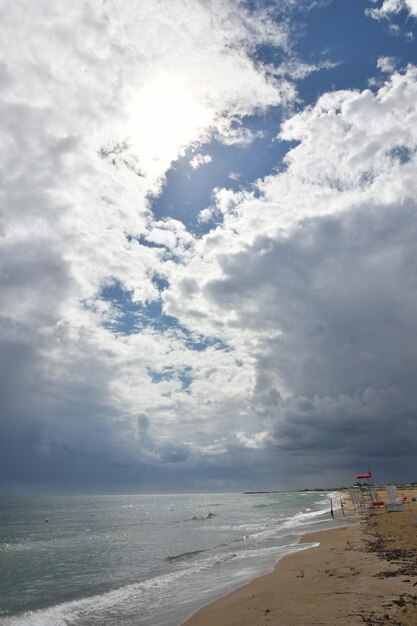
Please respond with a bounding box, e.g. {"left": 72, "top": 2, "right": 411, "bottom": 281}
{"left": 127, "top": 73, "right": 213, "bottom": 181}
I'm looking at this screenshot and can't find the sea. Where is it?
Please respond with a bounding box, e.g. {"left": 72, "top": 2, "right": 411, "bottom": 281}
{"left": 0, "top": 491, "right": 351, "bottom": 626}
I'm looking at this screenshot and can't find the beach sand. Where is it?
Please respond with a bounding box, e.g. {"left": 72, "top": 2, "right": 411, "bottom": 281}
{"left": 183, "top": 489, "right": 417, "bottom": 626}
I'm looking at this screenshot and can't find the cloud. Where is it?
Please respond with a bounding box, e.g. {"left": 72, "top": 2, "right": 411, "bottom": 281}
{"left": 2, "top": 1, "right": 417, "bottom": 492}
{"left": 274, "top": 58, "right": 341, "bottom": 80}
{"left": 189, "top": 153, "right": 212, "bottom": 169}
{"left": 161, "top": 67, "right": 417, "bottom": 482}
{"left": 367, "top": 0, "right": 417, "bottom": 19}
{"left": 165, "top": 68, "right": 417, "bottom": 327}
{"left": 377, "top": 55, "right": 398, "bottom": 72}
{"left": 0, "top": 0, "right": 297, "bottom": 491}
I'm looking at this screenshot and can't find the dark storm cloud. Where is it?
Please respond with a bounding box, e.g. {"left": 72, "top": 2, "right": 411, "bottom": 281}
{"left": 205, "top": 200, "right": 417, "bottom": 481}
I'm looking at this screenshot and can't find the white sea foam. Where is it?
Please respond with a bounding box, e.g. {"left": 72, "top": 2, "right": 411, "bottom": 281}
{"left": 0, "top": 551, "right": 245, "bottom": 625}
{"left": 1, "top": 541, "right": 322, "bottom": 626}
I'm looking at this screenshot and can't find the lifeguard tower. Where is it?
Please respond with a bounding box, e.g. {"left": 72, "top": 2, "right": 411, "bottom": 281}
{"left": 349, "top": 467, "right": 378, "bottom": 512}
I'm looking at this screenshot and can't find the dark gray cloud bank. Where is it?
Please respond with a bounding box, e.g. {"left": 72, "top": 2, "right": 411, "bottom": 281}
{"left": 1, "top": 0, "right": 417, "bottom": 494}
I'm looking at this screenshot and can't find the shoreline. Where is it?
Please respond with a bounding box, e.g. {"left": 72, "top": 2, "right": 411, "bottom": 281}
{"left": 182, "top": 490, "right": 417, "bottom": 626}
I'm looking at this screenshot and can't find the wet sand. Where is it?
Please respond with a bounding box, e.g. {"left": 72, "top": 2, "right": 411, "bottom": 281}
{"left": 183, "top": 489, "right": 417, "bottom": 626}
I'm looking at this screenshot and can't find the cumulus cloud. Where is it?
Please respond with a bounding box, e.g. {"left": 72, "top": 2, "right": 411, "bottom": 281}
{"left": 189, "top": 153, "right": 212, "bottom": 169}
{"left": 377, "top": 55, "right": 398, "bottom": 72}
{"left": 0, "top": 0, "right": 301, "bottom": 492}
{"left": 162, "top": 68, "right": 417, "bottom": 482}
{"left": 367, "top": 0, "right": 417, "bottom": 19}
{"left": 2, "top": 0, "right": 417, "bottom": 492}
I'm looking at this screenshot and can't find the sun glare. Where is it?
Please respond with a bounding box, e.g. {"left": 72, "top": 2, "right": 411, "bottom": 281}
{"left": 128, "top": 75, "right": 213, "bottom": 179}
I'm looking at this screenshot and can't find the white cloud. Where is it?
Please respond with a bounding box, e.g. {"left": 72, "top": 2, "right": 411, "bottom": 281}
{"left": 0, "top": 0, "right": 293, "bottom": 320}
{"left": 377, "top": 55, "right": 398, "bottom": 72}
{"left": 2, "top": 0, "right": 417, "bottom": 491}
{"left": 274, "top": 58, "right": 341, "bottom": 80}
{"left": 367, "top": 0, "right": 417, "bottom": 19}
{"left": 165, "top": 69, "right": 417, "bottom": 337}
{"left": 161, "top": 67, "right": 417, "bottom": 478}
{"left": 0, "top": 0, "right": 297, "bottom": 490}
{"left": 189, "top": 153, "right": 212, "bottom": 169}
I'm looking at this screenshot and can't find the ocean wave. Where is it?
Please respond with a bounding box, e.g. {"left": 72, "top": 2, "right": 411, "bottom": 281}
{"left": 0, "top": 550, "right": 242, "bottom": 626}
{"left": 0, "top": 492, "right": 345, "bottom": 626}
{"left": 165, "top": 549, "right": 208, "bottom": 562}
{"left": 0, "top": 541, "right": 47, "bottom": 553}
{"left": 277, "top": 504, "right": 334, "bottom": 532}
{"left": 185, "top": 512, "right": 217, "bottom": 521}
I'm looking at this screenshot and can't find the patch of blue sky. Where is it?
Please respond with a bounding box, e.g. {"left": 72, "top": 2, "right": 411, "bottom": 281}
{"left": 293, "top": 0, "right": 417, "bottom": 103}
{"left": 390, "top": 145, "right": 415, "bottom": 164}
{"left": 150, "top": 110, "right": 294, "bottom": 233}
{"left": 147, "top": 367, "right": 175, "bottom": 384}
{"left": 97, "top": 282, "right": 141, "bottom": 335}
{"left": 184, "top": 335, "right": 231, "bottom": 353}
{"left": 147, "top": 366, "right": 193, "bottom": 393}
{"left": 136, "top": 236, "right": 166, "bottom": 250}
{"left": 152, "top": 276, "right": 169, "bottom": 291}
{"left": 98, "top": 283, "right": 233, "bottom": 355}
{"left": 179, "top": 367, "right": 193, "bottom": 392}
{"left": 98, "top": 282, "right": 175, "bottom": 335}
{"left": 250, "top": 1, "right": 417, "bottom": 104}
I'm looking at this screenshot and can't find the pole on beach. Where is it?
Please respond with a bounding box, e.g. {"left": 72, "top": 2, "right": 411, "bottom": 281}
{"left": 340, "top": 493, "right": 345, "bottom": 517}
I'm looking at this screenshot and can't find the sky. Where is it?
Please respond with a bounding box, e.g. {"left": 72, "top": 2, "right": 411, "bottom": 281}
{"left": 1, "top": 0, "right": 417, "bottom": 494}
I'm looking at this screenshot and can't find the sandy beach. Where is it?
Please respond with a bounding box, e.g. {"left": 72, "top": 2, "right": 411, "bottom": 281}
{"left": 183, "top": 489, "right": 417, "bottom": 626}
